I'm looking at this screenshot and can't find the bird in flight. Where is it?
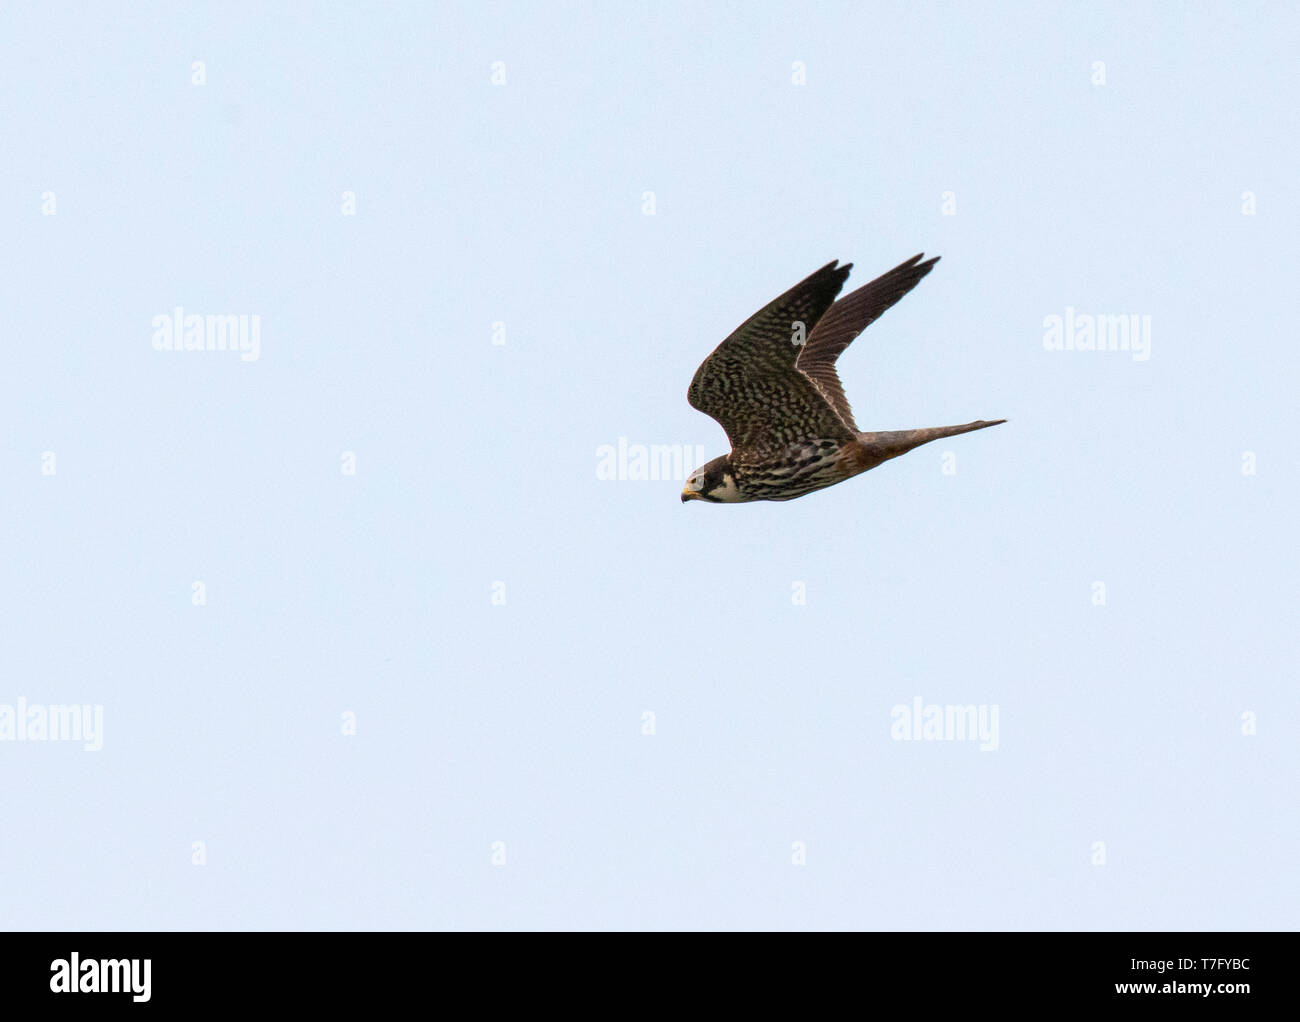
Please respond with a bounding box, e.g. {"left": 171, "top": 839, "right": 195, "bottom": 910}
{"left": 682, "top": 254, "right": 1004, "bottom": 503}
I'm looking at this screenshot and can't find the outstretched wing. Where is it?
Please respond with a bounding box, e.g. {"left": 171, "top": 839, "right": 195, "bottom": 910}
{"left": 794, "top": 253, "right": 940, "bottom": 432}
{"left": 688, "top": 261, "right": 857, "bottom": 452}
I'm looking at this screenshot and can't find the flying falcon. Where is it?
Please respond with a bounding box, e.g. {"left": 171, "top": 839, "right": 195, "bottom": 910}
{"left": 682, "top": 254, "right": 1004, "bottom": 503}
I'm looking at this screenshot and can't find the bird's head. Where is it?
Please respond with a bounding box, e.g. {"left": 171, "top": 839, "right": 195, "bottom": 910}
{"left": 681, "top": 456, "right": 741, "bottom": 503}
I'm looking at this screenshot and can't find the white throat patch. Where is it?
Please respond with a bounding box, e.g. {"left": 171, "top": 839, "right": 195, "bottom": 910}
{"left": 708, "top": 472, "right": 742, "bottom": 502}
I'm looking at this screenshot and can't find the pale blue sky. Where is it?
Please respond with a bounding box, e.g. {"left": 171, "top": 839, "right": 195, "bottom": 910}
{"left": 1, "top": 2, "right": 1295, "bottom": 930}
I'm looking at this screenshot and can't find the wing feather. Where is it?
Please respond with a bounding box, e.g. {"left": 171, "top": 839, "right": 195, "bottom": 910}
{"left": 687, "top": 261, "right": 855, "bottom": 451}
{"left": 794, "top": 253, "right": 940, "bottom": 432}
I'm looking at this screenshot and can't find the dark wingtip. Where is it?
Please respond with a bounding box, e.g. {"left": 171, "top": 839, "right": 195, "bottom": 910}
{"left": 816, "top": 259, "right": 852, "bottom": 283}
{"left": 893, "top": 253, "right": 940, "bottom": 277}
{"left": 828, "top": 260, "right": 853, "bottom": 287}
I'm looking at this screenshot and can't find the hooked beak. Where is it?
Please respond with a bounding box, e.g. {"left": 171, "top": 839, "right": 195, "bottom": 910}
{"left": 681, "top": 489, "right": 702, "bottom": 503}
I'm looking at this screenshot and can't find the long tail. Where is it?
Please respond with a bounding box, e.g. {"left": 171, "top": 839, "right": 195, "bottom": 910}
{"left": 858, "top": 419, "right": 1006, "bottom": 463}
